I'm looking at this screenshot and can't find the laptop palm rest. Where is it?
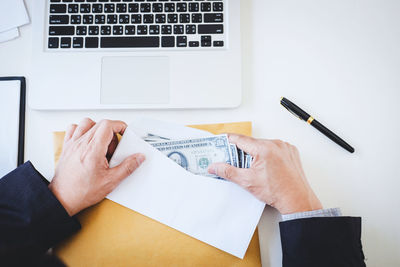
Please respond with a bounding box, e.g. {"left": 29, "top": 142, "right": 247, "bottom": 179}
{"left": 101, "top": 56, "right": 170, "bottom": 105}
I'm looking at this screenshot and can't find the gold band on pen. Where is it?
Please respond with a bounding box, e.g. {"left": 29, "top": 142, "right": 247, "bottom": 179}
{"left": 307, "top": 116, "right": 314, "bottom": 124}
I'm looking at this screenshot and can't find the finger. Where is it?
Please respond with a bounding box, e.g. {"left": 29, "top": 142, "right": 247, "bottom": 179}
{"left": 64, "top": 124, "right": 77, "bottom": 143}
{"left": 228, "top": 134, "right": 260, "bottom": 155}
{"left": 91, "top": 120, "right": 127, "bottom": 155}
{"left": 208, "top": 162, "right": 249, "bottom": 186}
{"left": 72, "top": 118, "right": 96, "bottom": 140}
{"left": 108, "top": 153, "right": 146, "bottom": 184}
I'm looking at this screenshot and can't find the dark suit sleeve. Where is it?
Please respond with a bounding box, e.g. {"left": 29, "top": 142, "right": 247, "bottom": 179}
{"left": 0, "top": 161, "right": 81, "bottom": 264}
{"left": 279, "top": 217, "right": 366, "bottom": 267}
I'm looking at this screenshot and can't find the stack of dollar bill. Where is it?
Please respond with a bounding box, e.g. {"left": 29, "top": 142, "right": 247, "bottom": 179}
{"left": 144, "top": 134, "right": 253, "bottom": 179}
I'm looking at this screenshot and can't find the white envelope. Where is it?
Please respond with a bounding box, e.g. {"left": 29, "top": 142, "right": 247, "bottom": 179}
{"left": 107, "top": 119, "right": 265, "bottom": 258}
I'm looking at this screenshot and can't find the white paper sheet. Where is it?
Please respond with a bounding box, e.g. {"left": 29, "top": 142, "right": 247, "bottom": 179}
{"left": 0, "top": 80, "right": 21, "bottom": 178}
{"left": 108, "top": 119, "right": 265, "bottom": 258}
{"left": 0, "top": 0, "right": 29, "bottom": 33}
{"left": 0, "top": 28, "right": 19, "bottom": 43}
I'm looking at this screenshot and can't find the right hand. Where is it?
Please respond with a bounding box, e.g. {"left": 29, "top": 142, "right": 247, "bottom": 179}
{"left": 208, "top": 134, "right": 322, "bottom": 215}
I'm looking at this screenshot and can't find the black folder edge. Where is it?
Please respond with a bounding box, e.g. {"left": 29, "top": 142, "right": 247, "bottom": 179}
{"left": 0, "top": 77, "right": 26, "bottom": 166}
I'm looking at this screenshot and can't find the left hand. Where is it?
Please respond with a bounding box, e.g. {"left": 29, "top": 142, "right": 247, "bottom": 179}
{"left": 49, "top": 118, "right": 145, "bottom": 216}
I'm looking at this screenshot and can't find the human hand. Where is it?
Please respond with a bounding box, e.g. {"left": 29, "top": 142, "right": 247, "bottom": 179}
{"left": 208, "top": 134, "right": 322, "bottom": 214}
{"left": 49, "top": 118, "right": 145, "bottom": 216}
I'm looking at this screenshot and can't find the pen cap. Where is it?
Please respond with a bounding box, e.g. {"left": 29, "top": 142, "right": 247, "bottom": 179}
{"left": 280, "top": 97, "right": 311, "bottom": 121}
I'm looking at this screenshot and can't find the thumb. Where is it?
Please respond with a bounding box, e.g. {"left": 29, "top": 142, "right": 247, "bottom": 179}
{"left": 208, "top": 162, "right": 248, "bottom": 185}
{"left": 109, "top": 153, "right": 146, "bottom": 183}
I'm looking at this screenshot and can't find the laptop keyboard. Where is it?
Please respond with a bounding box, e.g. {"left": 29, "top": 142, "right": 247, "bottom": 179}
{"left": 47, "top": 0, "right": 226, "bottom": 50}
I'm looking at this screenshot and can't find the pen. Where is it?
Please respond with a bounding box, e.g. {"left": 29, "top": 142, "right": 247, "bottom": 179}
{"left": 280, "top": 97, "right": 355, "bottom": 153}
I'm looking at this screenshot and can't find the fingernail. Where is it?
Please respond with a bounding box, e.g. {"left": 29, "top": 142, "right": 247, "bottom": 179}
{"left": 136, "top": 154, "right": 146, "bottom": 165}
{"left": 228, "top": 134, "right": 236, "bottom": 141}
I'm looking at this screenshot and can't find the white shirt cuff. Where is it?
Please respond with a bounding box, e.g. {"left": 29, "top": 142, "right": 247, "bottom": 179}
{"left": 281, "top": 208, "right": 342, "bottom": 221}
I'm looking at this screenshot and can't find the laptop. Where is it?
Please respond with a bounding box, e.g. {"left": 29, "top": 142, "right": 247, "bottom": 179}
{"left": 30, "top": 0, "right": 241, "bottom": 110}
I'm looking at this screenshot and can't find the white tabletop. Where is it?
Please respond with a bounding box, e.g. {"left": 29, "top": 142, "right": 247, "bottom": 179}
{"left": 1, "top": 0, "right": 399, "bottom": 266}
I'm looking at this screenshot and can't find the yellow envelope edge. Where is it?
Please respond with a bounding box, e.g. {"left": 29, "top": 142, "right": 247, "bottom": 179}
{"left": 54, "top": 121, "right": 261, "bottom": 267}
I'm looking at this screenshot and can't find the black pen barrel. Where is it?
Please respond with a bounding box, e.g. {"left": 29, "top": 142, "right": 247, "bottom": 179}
{"left": 310, "top": 119, "right": 355, "bottom": 153}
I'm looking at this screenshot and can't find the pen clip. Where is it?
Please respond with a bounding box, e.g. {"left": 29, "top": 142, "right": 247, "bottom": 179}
{"left": 280, "top": 102, "right": 303, "bottom": 120}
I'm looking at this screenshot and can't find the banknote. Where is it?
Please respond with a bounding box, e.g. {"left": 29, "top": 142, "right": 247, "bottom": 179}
{"left": 239, "top": 149, "right": 245, "bottom": 168}
{"left": 229, "top": 144, "right": 239, "bottom": 168}
{"left": 150, "top": 135, "right": 232, "bottom": 179}
{"left": 245, "top": 154, "right": 253, "bottom": 169}
{"left": 143, "top": 133, "right": 170, "bottom": 143}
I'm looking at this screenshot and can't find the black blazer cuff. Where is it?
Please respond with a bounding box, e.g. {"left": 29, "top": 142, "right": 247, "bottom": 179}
{"left": 0, "top": 161, "right": 81, "bottom": 254}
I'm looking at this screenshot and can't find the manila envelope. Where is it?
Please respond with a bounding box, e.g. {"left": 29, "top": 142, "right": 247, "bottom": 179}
{"left": 53, "top": 121, "right": 261, "bottom": 267}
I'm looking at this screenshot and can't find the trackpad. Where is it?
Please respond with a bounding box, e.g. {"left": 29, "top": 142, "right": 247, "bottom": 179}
{"left": 101, "top": 56, "right": 170, "bottom": 104}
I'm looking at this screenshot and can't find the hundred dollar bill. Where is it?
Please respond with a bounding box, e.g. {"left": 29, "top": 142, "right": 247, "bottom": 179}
{"left": 238, "top": 149, "right": 245, "bottom": 168}
{"left": 143, "top": 133, "right": 170, "bottom": 143}
{"left": 245, "top": 154, "right": 253, "bottom": 168}
{"left": 230, "top": 144, "right": 239, "bottom": 168}
{"left": 150, "top": 135, "right": 232, "bottom": 179}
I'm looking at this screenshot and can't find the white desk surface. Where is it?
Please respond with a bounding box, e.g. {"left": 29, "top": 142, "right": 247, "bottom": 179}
{"left": 1, "top": 0, "right": 399, "bottom": 266}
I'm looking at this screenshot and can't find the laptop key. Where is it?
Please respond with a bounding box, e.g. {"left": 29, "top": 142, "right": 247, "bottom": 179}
{"left": 176, "top": 3, "right": 187, "bottom": 12}
{"left": 83, "top": 15, "right": 93, "bottom": 24}
{"left": 49, "top": 15, "right": 69, "bottom": 24}
{"left": 95, "top": 15, "right": 105, "bottom": 24}
{"left": 213, "top": 40, "right": 224, "bottom": 47}
{"left": 186, "top": 24, "right": 196, "bottom": 34}
{"left": 125, "top": 25, "right": 136, "bottom": 35}
{"left": 204, "top": 13, "right": 223, "bottom": 23}
{"left": 50, "top": 4, "right": 66, "bottom": 13}
{"left": 167, "top": 14, "right": 178, "bottom": 23}
{"left": 198, "top": 24, "right": 223, "bottom": 34}
{"left": 60, "top": 37, "right": 71, "bottom": 48}
{"left": 48, "top": 37, "right": 59, "bottom": 48}
{"left": 128, "top": 3, "right": 139, "bottom": 13}
{"left": 68, "top": 4, "right": 79, "bottom": 13}
{"left": 92, "top": 4, "right": 103, "bottom": 13}
{"left": 161, "top": 36, "right": 175, "bottom": 47}
{"left": 201, "top": 2, "right": 211, "bottom": 12}
{"left": 173, "top": 25, "right": 184, "bottom": 35}
{"left": 131, "top": 14, "right": 142, "bottom": 24}
{"left": 188, "top": 3, "right": 199, "bottom": 12}
{"left": 113, "top": 26, "right": 124, "bottom": 35}
{"left": 164, "top": 3, "right": 175, "bottom": 12}
{"left": 49, "top": 26, "right": 75, "bottom": 35}
{"left": 140, "top": 3, "right": 151, "bottom": 12}
{"left": 89, "top": 26, "right": 99, "bottom": 35}
{"left": 176, "top": 36, "right": 187, "bottom": 47}
{"left": 189, "top": 41, "right": 199, "bottom": 47}
{"left": 101, "top": 37, "right": 160, "bottom": 48}
{"left": 116, "top": 4, "right": 127, "bottom": 13}
{"left": 152, "top": 3, "right": 163, "bottom": 12}
{"left": 192, "top": 13, "right": 202, "bottom": 23}
{"left": 71, "top": 15, "right": 81, "bottom": 24}
{"left": 73, "top": 37, "right": 83, "bottom": 48}
{"left": 155, "top": 14, "right": 166, "bottom": 23}
{"left": 101, "top": 26, "right": 111, "bottom": 35}
{"left": 161, "top": 25, "right": 172, "bottom": 34}
{"left": 104, "top": 4, "right": 115, "bottom": 13}
{"left": 213, "top": 2, "right": 223, "bottom": 12}
{"left": 201, "top": 36, "right": 212, "bottom": 47}
{"left": 149, "top": 25, "right": 160, "bottom": 35}
{"left": 80, "top": 4, "right": 91, "bottom": 13}
{"left": 85, "top": 37, "right": 99, "bottom": 48}
{"left": 76, "top": 26, "right": 87, "bottom": 35}
{"left": 179, "top": 14, "right": 190, "bottom": 23}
